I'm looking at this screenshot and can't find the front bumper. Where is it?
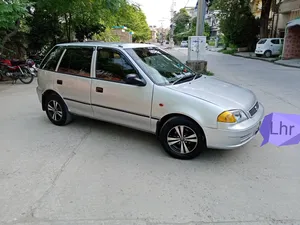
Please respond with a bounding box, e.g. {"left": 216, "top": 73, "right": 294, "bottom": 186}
{"left": 204, "top": 103, "right": 265, "bottom": 149}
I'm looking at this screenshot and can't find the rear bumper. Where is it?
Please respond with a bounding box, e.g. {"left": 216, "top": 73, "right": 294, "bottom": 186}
{"left": 36, "top": 86, "right": 42, "bottom": 104}
{"left": 204, "top": 103, "right": 264, "bottom": 149}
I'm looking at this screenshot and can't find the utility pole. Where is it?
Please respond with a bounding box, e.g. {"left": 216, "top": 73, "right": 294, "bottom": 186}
{"left": 169, "top": 0, "right": 176, "bottom": 48}
{"left": 196, "top": 0, "right": 206, "bottom": 36}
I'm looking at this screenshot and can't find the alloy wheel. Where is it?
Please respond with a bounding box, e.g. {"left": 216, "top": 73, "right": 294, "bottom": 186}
{"left": 167, "top": 125, "right": 198, "bottom": 154}
{"left": 47, "top": 100, "right": 63, "bottom": 122}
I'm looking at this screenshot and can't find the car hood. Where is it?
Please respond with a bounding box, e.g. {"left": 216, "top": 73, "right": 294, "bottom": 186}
{"left": 167, "top": 76, "right": 257, "bottom": 111}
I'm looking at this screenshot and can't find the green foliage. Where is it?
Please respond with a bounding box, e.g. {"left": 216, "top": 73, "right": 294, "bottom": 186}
{"left": 202, "top": 70, "right": 214, "bottom": 76}
{"left": 174, "top": 8, "right": 191, "bottom": 35}
{"left": 174, "top": 14, "right": 211, "bottom": 44}
{"left": 219, "top": 49, "right": 237, "bottom": 55}
{"left": 115, "top": 3, "right": 151, "bottom": 42}
{"left": 213, "top": 0, "right": 259, "bottom": 49}
{"left": 0, "top": 0, "right": 31, "bottom": 29}
{"left": 0, "top": 0, "right": 151, "bottom": 56}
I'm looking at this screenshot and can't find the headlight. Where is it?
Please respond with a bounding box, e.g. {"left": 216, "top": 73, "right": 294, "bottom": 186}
{"left": 217, "top": 110, "right": 248, "bottom": 123}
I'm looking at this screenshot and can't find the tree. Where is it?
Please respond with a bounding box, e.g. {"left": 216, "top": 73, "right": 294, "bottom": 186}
{"left": 174, "top": 8, "right": 191, "bottom": 35}
{"left": 0, "top": 0, "right": 31, "bottom": 54}
{"left": 115, "top": 3, "right": 151, "bottom": 42}
{"left": 260, "top": 0, "right": 273, "bottom": 38}
{"left": 213, "top": 0, "right": 259, "bottom": 49}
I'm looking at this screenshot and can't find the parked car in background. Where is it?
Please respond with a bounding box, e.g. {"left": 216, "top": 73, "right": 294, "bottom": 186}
{"left": 37, "top": 42, "right": 264, "bottom": 160}
{"left": 180, "top": 40, "right": 188, "bottom": 47}
{"left": 255, "top": 38, "right": 284, "bottom": 58}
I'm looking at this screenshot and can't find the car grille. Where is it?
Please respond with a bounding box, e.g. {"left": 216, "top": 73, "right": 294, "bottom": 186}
{"left": 249, "top": 101, "right": 259, "bottom": 117}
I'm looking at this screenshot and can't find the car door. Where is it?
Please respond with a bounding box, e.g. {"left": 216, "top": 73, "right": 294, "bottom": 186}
{"left": 54, "top": 46, "right": 94, "bottom": 118}
{"left": 90, "top": 47, "right": 153, "bottom": 132}
{"left": 270, "top": 39, "right": 281, "bottom": 55}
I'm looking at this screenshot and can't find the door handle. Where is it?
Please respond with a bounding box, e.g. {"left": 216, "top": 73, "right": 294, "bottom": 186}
{"left": 57, "top": 80, "right": 63, "bottom": 85}
{"left": 96, "top": 87, "right": 103, "bottom": 93}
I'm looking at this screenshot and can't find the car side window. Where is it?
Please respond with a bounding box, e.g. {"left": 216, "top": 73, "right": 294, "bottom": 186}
{"left": 57, "top": 47, "right": 93, "bottom": 77}
{"left": 271, "top": 39, "right": 280, "bottom": 44}
{"left": 41, "top": 46, "right": 64, "bottom": 71}
{"left": 96, "top": 48, "right": 137, "bottom": 83}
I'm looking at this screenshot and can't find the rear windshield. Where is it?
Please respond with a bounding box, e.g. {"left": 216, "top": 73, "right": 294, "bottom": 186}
{"left": 258, "top": 39, "right": 267, "bottom": 44}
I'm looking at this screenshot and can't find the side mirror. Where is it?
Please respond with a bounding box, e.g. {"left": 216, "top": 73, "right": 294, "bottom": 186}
{"left": 125, "top": 74, "right": 146, "bottom": 86}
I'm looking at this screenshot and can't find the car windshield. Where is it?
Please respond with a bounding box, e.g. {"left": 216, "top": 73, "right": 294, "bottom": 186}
{"left": 125, "top": 47, "right": 196, "bottom": 85}
{"left": 258, "top": 39, "right": 267, "bottom": 44}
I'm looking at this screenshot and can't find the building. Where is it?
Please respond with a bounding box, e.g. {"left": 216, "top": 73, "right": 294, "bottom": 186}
{"left": 250, "top": 0, "right": 263, "bottom": 18}
{"left": 184, "top": 6, "right": 197, "bottom": 18}
{"left": 111, "top": 26, "right": 133, "bottom": 43}
{"left": 282, "top": 18, "right": 300, "bottom": 59}
{"left": 279, "top": 0, "right": 300, "bottom": 59}
{"left": 277, "top": 0, "right": 300, "bottom": 36}
{"left": 149, "top": 25, "right": 158, "bottom": 43}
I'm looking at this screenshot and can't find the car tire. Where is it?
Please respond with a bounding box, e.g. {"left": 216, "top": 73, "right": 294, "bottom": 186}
{"left": 45, "top": 94, "right": 72, "bottom": 126}
{"left": 264, "top": 50, "right": 272, "bottom": 58}
{"left": 159, "top": 116, "right": 206, "bottom": 160}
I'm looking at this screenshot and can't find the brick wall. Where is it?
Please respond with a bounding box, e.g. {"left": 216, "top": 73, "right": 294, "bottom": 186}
{"left": 283, "top": 26, "right": 300, "bottom": 59}
{"left": 112, "top": 29, "right": 132, "bottom": 43}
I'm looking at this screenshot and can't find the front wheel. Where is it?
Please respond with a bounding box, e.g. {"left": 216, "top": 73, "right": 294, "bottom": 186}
{"left": 264, "top": 50, "right": 272, "bottom": 58}
{"left": 19, "top": 68, "right": 34, "bottom": 84}
{"left": 159, "top": 116, "right": 206, "bottom": 160}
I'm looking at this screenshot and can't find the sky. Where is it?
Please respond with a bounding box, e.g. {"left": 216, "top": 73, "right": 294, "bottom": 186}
{"left": 132, "top": 0, "right": 198, "bottom": 28}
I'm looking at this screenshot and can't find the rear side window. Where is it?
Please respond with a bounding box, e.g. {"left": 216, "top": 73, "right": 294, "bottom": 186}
{"left": 257, "top": 39, "right": 267, "bottom": 44}
{"left": 57, "top": 47, "right": 93, "bottom": 77}
{"left": 271, "top": 39, "right": 280, "bottom": 44}
{"left": 40, "top": 46, "right": 65, "bottom": 71}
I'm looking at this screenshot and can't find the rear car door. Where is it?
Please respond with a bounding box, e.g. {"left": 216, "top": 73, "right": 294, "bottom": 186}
{"left": 54, "top": 46, "right": 94, "bottom": 118}
{"left": 90, "top": 47, "right": 153, "bottom": 132}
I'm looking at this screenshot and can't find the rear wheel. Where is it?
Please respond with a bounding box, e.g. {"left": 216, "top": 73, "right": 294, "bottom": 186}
{"left": 19, "top": 68, "right": 34, "bottom": 84}
{"left": 45, "top": 94, "right": 72, "bottom": 126}
{"left": 159, "top": 116, "right": 206, "bottom": 160}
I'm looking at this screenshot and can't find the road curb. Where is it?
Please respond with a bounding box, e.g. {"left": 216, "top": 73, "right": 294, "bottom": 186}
{"left": 233, "top": 54, "right": 277, "bottom": 63}
{"left": 273, "top": 62, "right": 300, "bottom": 69}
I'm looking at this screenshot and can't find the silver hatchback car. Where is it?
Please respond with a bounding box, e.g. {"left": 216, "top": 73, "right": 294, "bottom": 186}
{"left": 36, "top": 42, "right": 264, "bottom": 159}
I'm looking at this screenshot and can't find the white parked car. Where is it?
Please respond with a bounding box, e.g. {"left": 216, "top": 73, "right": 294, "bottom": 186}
{"left": 255, "top": 38, "right": 284, "bottom": 58}
{"left": 180, "top": 40, "right": 188, "bottom": 47}
{"left": 37, "top": 42, "right": 264, "bottom": 160}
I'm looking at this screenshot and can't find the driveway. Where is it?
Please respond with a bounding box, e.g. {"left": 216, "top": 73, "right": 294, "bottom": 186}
{"left": 1, "top": 49, "right": 300, "bottom": 225}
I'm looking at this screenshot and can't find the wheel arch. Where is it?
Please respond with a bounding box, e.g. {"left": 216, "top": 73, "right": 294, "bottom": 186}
{"left": 156, "top": 113, "right": 207, "bottom": 146}
{"left": 42, "top": 89, "right": 65, "bottom": 111}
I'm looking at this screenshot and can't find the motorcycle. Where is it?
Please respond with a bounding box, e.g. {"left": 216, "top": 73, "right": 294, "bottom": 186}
{"left": 0, "top": 58, "right": 35, "bottom": 84}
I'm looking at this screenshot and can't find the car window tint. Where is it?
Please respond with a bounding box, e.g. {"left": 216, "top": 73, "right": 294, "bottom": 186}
{"left": 41, "top": 46, "right": 64, "bottom": 71}
{"left": 258, "top": 39, "right": 267, "bottom": 44}
{"left": 57, "top": 47, "right": 93, "bottom": 77}
{"left": 96, "top": 49, "right": 136, "bottom": 83}
{"left": 271, "top": 39, "right": 280, "bottom": 44}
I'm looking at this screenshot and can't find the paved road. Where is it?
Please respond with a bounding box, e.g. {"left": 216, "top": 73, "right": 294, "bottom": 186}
{"left": 1, "top": 50, "right": 300, "bottom": 225}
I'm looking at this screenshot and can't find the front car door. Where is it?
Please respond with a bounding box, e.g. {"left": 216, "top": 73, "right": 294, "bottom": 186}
{"left": 54, "top": 46, "right": 94, "bottom": 118}
{"left": 270, "top": 39, "right": 281, "bottom": 55}
{"left": 90, "top": 47, "right": 153, "bottom": 132}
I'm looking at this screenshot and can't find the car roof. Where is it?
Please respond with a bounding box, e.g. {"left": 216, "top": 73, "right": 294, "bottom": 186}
{"left": 55, "top": 42, "right": 157, "bottom": 49}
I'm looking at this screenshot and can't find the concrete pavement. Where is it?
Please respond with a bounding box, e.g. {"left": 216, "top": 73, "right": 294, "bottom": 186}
{"left": 1, "top": 50, "right": 300, "bottom": 225}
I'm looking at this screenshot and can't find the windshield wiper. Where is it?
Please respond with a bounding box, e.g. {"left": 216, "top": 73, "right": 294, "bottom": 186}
{"left": 172, "top": 73, "right": 201, "bottom": 85}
